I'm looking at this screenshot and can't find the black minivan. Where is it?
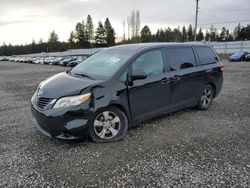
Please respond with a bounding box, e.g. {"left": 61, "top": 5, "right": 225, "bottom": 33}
{"left": 31, "top": 43, "right": 224, "bottom": 142}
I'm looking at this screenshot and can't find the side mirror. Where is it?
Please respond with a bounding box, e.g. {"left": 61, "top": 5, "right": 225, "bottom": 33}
{"left": 130, "top": 70, "right": 147, "bottom": 81}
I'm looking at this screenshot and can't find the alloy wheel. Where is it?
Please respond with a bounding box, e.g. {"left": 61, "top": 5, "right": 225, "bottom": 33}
{"left": 93, "top": 111, "right": 121, "bottom": 139}
{"left": 201, "top": 88, "right": 213, "bottom": 107}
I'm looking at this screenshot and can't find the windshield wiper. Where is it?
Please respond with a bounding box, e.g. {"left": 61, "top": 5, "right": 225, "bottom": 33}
{"left": 74, "top": 73, "right": 95, "bottom": 80}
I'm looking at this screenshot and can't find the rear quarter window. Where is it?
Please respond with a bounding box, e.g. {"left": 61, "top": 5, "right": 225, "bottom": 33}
{"left": 165, "top": 47, "right": 196, "bottom": 71}
{"left": 195, "top": 46, "right": 218, "bottom": 65}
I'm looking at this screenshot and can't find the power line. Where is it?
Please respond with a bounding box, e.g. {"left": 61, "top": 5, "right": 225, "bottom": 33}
{"left": 203, "top": 8, "right": 250, "bottom": 13}
{"left": 198, "top": 19, "right": 250, "bottom": 26}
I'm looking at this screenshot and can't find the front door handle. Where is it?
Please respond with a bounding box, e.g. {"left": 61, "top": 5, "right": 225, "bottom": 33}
{"left": 171, "top": 75, "right": 181, "bottom": 82}
{"left": 161, "top": 78, "right": 170, "bottom": 84}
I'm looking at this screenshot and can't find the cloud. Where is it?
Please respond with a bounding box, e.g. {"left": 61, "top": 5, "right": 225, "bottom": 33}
{"left": 0, "top": 20, "right": 34, "bottom": 26}
{"left": 0, "top": 0, "right": 249, "bottom": 44}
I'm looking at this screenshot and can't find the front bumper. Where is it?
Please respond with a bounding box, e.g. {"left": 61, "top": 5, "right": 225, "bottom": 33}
{"left": 229, "top": 58, "right": 240, "bottom": 62}
{"left": 31, "top": 102, "right": 95, "bottom": 140}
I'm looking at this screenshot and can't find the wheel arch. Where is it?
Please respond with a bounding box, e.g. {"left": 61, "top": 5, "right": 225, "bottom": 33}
{"left": 207, "top": 82, "right": 216, "bottom": 98}
{"left": 109, "top": 103, "right": 131, "bottom": 123}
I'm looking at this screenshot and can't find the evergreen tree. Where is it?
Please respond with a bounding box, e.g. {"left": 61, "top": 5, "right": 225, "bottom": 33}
{"left": 187, "top": 25, "right": 193, "bottom": 41}
{"left": 205, "top": 31, "right": 210, "bottom": 41}
{"left": 219, "top": 27, "right": 227, "bottom": 41}
{"left": 182, "top": 26, "right": 188, "bottom": 42}
{"left": 68, "top": 31, "right": 76, "bottom": 49}
{"left": 209, "top": 25, "right": 218, "bottom": 42}
{"left": 197, "top": 28, "right": 204, "bottom": 41}
{"left": 48, "top": 31, "right": 59, "bottom": 43}
{"left": 140, "top": 25, "right": 152, "bottom": 42}
{"left": 158, "top": 29, "right": 165, "bottom": 42}
{"left": 155, "top": 29, "right": 161, "bottom": 42}
{"left": 233, "top": 23, "right": 241, "bottom": 40}
{"left": 86, "top": 15, "right": 94, "bottom": 45}
{"left": 245, "top": 25, "right": 250, "bottom": 40}
{"left": 173, "top": 27, "right": 182, "bottom": 42}
{"left": 48, "top": 31, "right": 59, "bottom": 52}
{"left": 75, "top": 21, "right": 87, "bottom": 48}
{"left": 95, "top": 22, "right": 106, "bottom": 47}
{"left": 165, "top": 27, "right": 174, "bottom": 42}
{"left": 104, "top": 18, "right": 116, "bottom": 46}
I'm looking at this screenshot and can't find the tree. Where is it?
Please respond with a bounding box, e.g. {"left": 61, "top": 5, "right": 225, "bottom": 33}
{"left": 48, "top": 31, "right": 59, "bottom": 43}
{"left": 205, "top": 30, "right": 210, "bottom": 41}
{"left": 140, "top": 25, "right": 152, "bottom": 42}
{"left": 48, "top": 31, "right": 59, "bottom": 52}
{"left": 86, "top": 15, "right": 94, "bottom": 45}
{"left": 233, "top": 23, "right": 241, "bottom": 40}
{"left": 104, "top": 18, "right": 116, "bottom": 46}
{"left": 129, "top": 10, "right": 140, "bottom": 38}
{"left": 182, "top": 26, "right": 188, "bottom": 42}
{"left": 165, "top": 27, "right": 175, "bottom": 42}
{"left": 95, "top": 22, "right": 106, "bottom": 47}
{"left": 187, "top": 25, "right": 193, "bottom": 41}
{"left": 209, "top": 25, "right": 218, "bottom": 42}
{"left": 173, "top": 27, "right": 182, "bottom": 42}
{"left": 135, "top": 10, "right": 140, "bottom": 37}
{"left": 245, "top": 25, "right": 250, "bottom": 40}
{"left": 219, "top": 27, "right": 227, "bottom": 41}
{"left": 75, "top": 21, "right": 87, "bottom": 47}
{"left": 68, "top": 31, "right": 76, "bottom": 49}
{"left": 197, "top": 28, "right": 204, "bottom": 41}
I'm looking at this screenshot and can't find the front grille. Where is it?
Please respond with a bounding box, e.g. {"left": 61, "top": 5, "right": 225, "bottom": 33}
{"left": 33, "top": 96, "right": 54, "bottom": 111}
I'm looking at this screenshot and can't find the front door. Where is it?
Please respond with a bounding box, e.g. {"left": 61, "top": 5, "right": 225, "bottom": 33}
{"left": 127, "top": 49, "right": 171, "bottom": 121}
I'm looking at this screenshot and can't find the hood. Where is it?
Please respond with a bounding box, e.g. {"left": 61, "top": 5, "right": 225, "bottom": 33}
{"left": 38, "top": 72, "right": 101, "bottom": 99}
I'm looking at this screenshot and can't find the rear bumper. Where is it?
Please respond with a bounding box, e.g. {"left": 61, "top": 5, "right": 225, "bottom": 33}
{"left": 31, "top": 103, "right": 95, "bottom": 140}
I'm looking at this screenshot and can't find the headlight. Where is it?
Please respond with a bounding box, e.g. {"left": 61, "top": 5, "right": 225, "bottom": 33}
{"left": 53, "top": 93, "right": 91, "bottom": 109}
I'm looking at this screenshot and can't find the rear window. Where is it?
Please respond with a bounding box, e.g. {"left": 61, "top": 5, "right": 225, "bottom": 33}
{"left": 165, "top": 47, "right": 196, "bottom": 71}
{"left": 195, "top": 47, "right": 218, "bottom": 65}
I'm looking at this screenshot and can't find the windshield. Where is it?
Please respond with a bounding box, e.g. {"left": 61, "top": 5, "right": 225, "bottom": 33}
{"left": 71, "top": 49, "right": 135, "bottom": 79}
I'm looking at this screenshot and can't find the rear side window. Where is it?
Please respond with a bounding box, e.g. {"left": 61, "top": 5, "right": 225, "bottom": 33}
{"left": 195, "top": 47, "right": 218, "bottom": 65}
{"left": 165, "top": 47, "right": 196, "bottom": 71}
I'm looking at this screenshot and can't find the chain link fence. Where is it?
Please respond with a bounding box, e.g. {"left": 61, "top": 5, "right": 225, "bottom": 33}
{"left": 208, "top": 40, "right": 250, "bottom": 54}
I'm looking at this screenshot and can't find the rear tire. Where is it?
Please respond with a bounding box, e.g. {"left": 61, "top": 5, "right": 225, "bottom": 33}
{"left": 89, "top": 107, "right": 128, "bottom": 143}
{"left": 197, "top": 84, "right": 214, "bottom": 110}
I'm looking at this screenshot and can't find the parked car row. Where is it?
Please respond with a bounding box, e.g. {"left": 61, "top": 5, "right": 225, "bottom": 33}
{"left": 229, "top": 52, "right": 250, "bottom": 62}
{"left": 5, "top": 56, "right": 88, "bottom": 67}
{"left": 0, "top": 56, "right": 10, "bottom": 61}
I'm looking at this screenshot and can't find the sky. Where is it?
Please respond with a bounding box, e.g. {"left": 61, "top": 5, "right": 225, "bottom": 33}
{"left": 0, "top": 0, "right": 249, "bottom": 45}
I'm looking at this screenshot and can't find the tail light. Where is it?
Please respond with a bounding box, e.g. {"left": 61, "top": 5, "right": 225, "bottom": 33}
{"left": 219, "top": 62, "right": 225, "bottom": 71}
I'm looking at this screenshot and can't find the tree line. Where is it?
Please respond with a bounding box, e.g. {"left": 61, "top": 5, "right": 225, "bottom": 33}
{"left": 135, "top": 23, "right": 250, "bottom": 44}
{"left": 0, "top": 14, "right": 250, "bottom": 56}
{"left": 0, "top": 15, "right": 116, "bottom": 56}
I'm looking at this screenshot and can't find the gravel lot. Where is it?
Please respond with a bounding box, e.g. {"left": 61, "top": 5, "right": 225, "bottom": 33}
{"left": 0, "top": 61, "right": 249, "bottom": 187}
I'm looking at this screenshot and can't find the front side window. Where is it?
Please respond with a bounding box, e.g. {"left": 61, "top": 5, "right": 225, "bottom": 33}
{"left": 165, "top": 47, "right": 196, "bottom": 71}
{"left": 132, "top": 49, "right": 164, "bottom": 77}
{"left": 195, "top": 47, "right": 218, "bottom": 65}
{"left": 71, "top": 49, "right": 135, "bottom": 79}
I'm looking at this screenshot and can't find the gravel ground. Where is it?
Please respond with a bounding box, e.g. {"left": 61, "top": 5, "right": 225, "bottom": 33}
{"left": 0, "top": 61, "right": 249, "bottom": 187}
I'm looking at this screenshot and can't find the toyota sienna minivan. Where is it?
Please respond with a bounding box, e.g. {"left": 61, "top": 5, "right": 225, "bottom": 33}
{"left": 31, "top": 43, "right": 224, "bottom": 142}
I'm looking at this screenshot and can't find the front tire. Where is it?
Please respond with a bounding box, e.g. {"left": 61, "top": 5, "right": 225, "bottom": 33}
{"left": 197, "top": 85, "right": 214, "bottom": 110}
{"left": 89, "top": 107, "right": 128, "bottom": 143}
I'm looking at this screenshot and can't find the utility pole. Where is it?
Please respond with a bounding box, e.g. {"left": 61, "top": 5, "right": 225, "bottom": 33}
{"left": 123, "top": 19, "right": 126, "bottom": 41}
{"left": 194, "top": 0, "right": 199, "bottom": 41}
